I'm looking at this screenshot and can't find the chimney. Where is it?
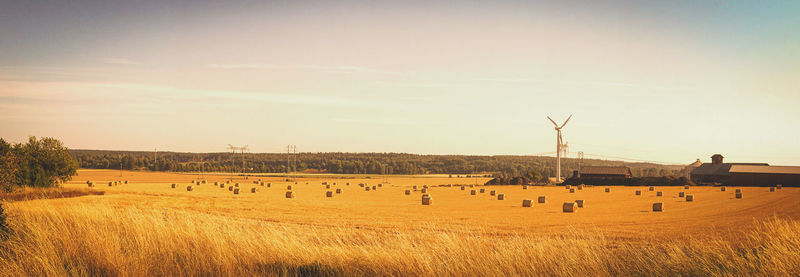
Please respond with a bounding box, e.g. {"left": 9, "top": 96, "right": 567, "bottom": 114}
{"left": 711, "top": 154, "right": 724, "bottom": 164}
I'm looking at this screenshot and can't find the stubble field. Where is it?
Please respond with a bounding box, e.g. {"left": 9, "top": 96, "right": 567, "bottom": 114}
{"left": 1, "top": 169, "right": 798, "bottom": 276}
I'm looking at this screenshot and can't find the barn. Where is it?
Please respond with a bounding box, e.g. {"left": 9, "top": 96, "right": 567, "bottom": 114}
{"left": 579, "top": 166, "right": 632, "bottom": 179}
{"left": 690, "top": 154, "right": 768, "bottom": 184}
{"left": 729, "top": 165, "right": 800, "bottom": 187}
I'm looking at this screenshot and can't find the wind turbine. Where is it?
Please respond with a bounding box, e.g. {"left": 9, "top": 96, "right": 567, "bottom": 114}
{"left": 547, "top": 114, "right": 572, "bottom": 183}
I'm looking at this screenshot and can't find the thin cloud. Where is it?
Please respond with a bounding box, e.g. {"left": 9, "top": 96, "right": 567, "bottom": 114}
{"left": 206, "top": 63, "right": 390, "bottom": 74}
{"left": 101, "top": 58, "right": 140, "bottom": 66}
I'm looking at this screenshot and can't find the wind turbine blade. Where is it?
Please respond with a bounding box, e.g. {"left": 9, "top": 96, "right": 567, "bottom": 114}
{"left": 560, "top": 114, "right": 573, "bottom": 128}
{"left": 547, "top": 116, "right": 558, "bottom": 127}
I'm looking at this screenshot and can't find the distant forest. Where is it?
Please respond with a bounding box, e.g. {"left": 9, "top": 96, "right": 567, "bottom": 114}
{"left": 69, "top": 150, "right": 684, "bottom": 180}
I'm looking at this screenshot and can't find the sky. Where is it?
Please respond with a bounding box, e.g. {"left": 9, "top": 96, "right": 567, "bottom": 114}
{"left": 1, "top": 0, "right": 798, "bottom": 165}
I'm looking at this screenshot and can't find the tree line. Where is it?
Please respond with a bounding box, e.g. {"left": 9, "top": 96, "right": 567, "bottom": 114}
{"left": 69, "top": 149, "right": 683, "bottom": 179}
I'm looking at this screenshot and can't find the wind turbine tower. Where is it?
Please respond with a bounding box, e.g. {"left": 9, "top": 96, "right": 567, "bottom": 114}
{"left": 547, "top": 114, "right": 572, "bottom": 183}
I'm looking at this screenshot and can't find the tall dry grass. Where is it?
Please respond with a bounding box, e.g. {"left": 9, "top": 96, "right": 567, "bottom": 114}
{"left": 0, "top": 201, "right": 798, "bottom": 276}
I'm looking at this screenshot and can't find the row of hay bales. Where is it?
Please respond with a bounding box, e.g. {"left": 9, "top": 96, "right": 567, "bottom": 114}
{"left": 86, "top": 180, "right": 128, "bottom": 187}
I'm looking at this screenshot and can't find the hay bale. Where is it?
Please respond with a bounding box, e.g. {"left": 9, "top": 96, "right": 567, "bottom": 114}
{"left": 685, "top": 195, "right": 694, "bottom": 202}
{"left": 735, "top": 188, "right": 741, "bottom": 193}
{"left": 226, "top": 180, "right": 230, "bottom": 184}
{"left": 124, "top": 180, "right": 128, "bottom": 184}
{"left": 652, "top": 202, "right": 663, "bottom": 212}
{"left": 490, "top": 190, "right": 496, "bottom": 196}
{"left": 777, "top": 184, "right": 782, "bottom": 189}
{"left": 424, "top": 185, "right": 429, "bottom": 189}
{"left": 684, "top": 185, "right": 689, "bottom": 189}
{"left": 220, "top": 184, "right": 225, "bottom": 188}
{"left": 171, "top": 183, "right": 176, "bottom": 188}
{"left": 460, "top": 186, "right": 465, "bottom": 191}
{"left": 214, "top": 182, "right": 219, "bottom": 186}
{"left": 479, "top": 188, "right": 485, "bottom": 193}
{"left": 336, "top": 188, "right": 342, "bottom": 194}
{"left": 678, "top": 192, "right": 685, "bottom": 197}
{"left": 228, "top": 186, "right": 234, "bottom": 191}
{"left": 322, "top": 182, "right": 327, "bottom": 185}
{"left": 649, "top": 186, "right": 654, "bottom": 191}
{"left": 575, "top": 199, "right": 585, "bottom": 208}
{"left": 326, "top": 191, "right": 333, "bottom": 197}
{"left": 497, "top": 194, "right": 505, "bottom": 200}
{"left": 522, "top": 199, "right": 533, "bottom": 207}
{"left": 372, "top": 186, "right": 377, "bottom": 190}
{"left": 88, "top": 182, "right": 94, "bottom": 187}
{"left": 286, "top": 191, "right": 295, "bottom": 198}
{"left": 325, "top": 185, "right": 331, "bottom": 189}
{"left": 365, "top": 187, "right": 371, "bottom": 191}
{"left": 538, "top": 196, "right": 547, "bottom": 203}
{"left": 635, "top": 190, "right": 642, "bottom": 196}
{"left": 562, "top": 202, "right": 577, "bottom": 213}
{"left": 413, "top": 186, "right": 418, "bottom": 190}
{"left": 346, "top": 182, "right": 350, "bottom": 186}
{"left": 405, "top": 189, "right": 411, "bottom": 195}
{"left": 421, "top": 194, "right": 432, "bottom": 205}
{"left": 253, "top": 180, "right": 258, "bottom": 184}
{"left": 656, "top": 191, "right": 663, "bottom": 197}
{"left": 569, "top": 188, "right": 575, "bottom": 193}
{"left": 736, "top": 192, "right": 743, "bottom": 199}
{"left": 186, "top": 185, "right": 193, "bottom": 191}
{"left": 720, "top": 187, "right": 726, "bottom": 192}
{"left": 469, "top": 184, "right": 474, "bottom": 188}
{"left": 605, "top": 188, "right": 610, "bottom": 193}
{"left": 235, "top": 183, "right": 239, "bottom": 187}
{"left": 86, "top": 180, "right": 91, "bottom": 185}
{"left": 260, "top": 182, "right": 264, "bottom": 186}
{"left": 201, "top": 180, "right": 206, "bottom": 184}
{"left": 233, "top": 188, "right": 240, "bottom": 194}
{"left": 108, "top": 182, "right": 113, "bottom": 187}
{"left": 770, "top": 187, "right": 775, "bottom": 192}
{"left": 192, "top": 180, "right": 195, "bottom": 183}
{"left": 287, "top": 185, "right": 293, "bottom": 190}
{"left": 251, "top": 187, "right": 257, "bottom": 193}
{"left": 267, "top": 183, "right": 271, "bottom": 188}
{"left": 578, "top": 184, "right": 584, "bottom": 190}
{"left": 378, "top": 184, "right": 383, "bottom": 187}
{"left": 566, "top": 185, "right": 572, "bottom": 190}
{"left": 523, "top": 185, "right": 528, "bottom": 190}
{"left": 470, "top": 190, "right": 477, "bottom": 195}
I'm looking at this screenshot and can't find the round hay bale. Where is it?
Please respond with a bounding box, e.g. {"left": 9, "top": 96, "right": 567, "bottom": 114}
{"left": 497, "top": 194, "right": 505, "bottom": 200}
{"left": 378, "top": 184, "right": 383, "bottom": 187}
{"left": 192, "top": 180, "right": 195, "bottom": 183}
{"left": 336, "top": 188, "right": 342, "bottom": 194}
{"left": 201, "top": 180, "right": 206, "bottom": 184}
{"left": 777, "top": 184, "right": 783, "bottom": 189}
{"left": 684, "top": 185, "right": 690, "bottom": 189}
{"left": 490, "top": 190, "right": 496, "bottom": 196}
{"left": 656, "top": 191, "right": 663, "bottom": 197}
{"left": 86, "top": 180, "right": 91, "bottom": 185}
{"left": 365, "top": 187, "right": 371, "bottom": 191}
{"left": 326, "top": 191, "right": 333, "bottom": 197}
{"left": 770, "top": 187, "right": 775, "bottom": 192}
{"left": 735, "top": 188, "right": 741, "bottom": 193}
{"left": 267, "top": 183, "right": 271, "bottom": 188}
{"left": 538, "top": 196, "right": 547, "bottom": 203}
{"left": 251, "top": 187, "right": 257, "bottom": 193}
{"left": 635, "top": 190, "right": 642, "bottom": 196}
{"left": 233, "top": 188, "right": 240, "bottom": 194}
{"left": 569, "top": 188, "right": 575, "bottom": 193}
{"left": 325, "top": 185, "right": 331, "bottom": 189}
{"left": 235, "top": 183, "right": 239, "bottom": 187}
{"left": 421, "top": 194, "right": 432, "bottom": 205}
{"left": 479, "top": 188, "right": 485, "bottom": 193}
{"left": 124, "top": 180, "right": 128, "bottom": 184}
{"left": 405, "top": 189, "right": 411, "bottom": 195}
{"left": 469, "top": 184, "right": 474, "bottom": 188}
{"left": 720, "top": 187, "right": 726, "bottom": 192}
{"left": 171, "top": 183, "right": 176, "bottom": 188}
{"left": 578, "top": 184, "right": 584, "bottom": 190}
{"left": 460, "top": 186, "right": 465, "bottom": 191}
{"left": 736, "top": 192, "right": 743, "bottom": 199}
{"left": 685, "top": 195, "right": 694, "bottom": 202}
{"left": 322, "top": 182, "right": 327, "bottom": 185}
{"left": 346, "top": 182, "right": 350, "bottom": 186}
{"left": 228, "top": 186, "right": 234, "bottom": 191}
{"left": 652, "top": 202, "right": 663, "bottom": 212}
{"left": 186, "top": 185, "right": 193, "bottom": 191}
{"left": 421, "top": 188, "right": 427, "bottom": 193}
{"left": 562, "top": 202, "right": 577, "bottom": 213}
{"left": 522, "top": 199, "right": 533, "bottom": 207}
{"left": 678, "top": 192, "right": 685, "bottom": 197}
{"left": 286, "top": 191, "right": 295, "bottom": 198}
{"left": 413, "top": 186, "right": 418, "bottom": 190}
{"left": 88, "top": 182, "right": 94, "bottom": 187}
{"left": 649, "top": 186, "right": 655, "bottom": 191}
{"left": 470, "top": 189, "right": 477, "bottom": 195}
{"left": 287, "top": 185, "right": 293, "bottom": 190}
{"left": 226, "top": 180, "right": 230, "bottom": 184}
{"left": 253, "top": 181, "right": 258, "bottom": 184}
{"left": 423, "top": 185, "right": 429, "bottom": 189}
{"left": 565, "top": 185, "right": 571, "bottom": 190}
{"left": 108, "top": 182, "right": 113, "bottom": 187}
{"left": 372, "top": 186, "right": 377, "bottom": 190}
{"left": 214, "top": 182, "right": 219, "bottom": 186}
{"left": 604, "top": 188, "right": 611, "bottom": 192}
{"left": 260, "top": 182, "right": 264, "bottom": 186}
{"left": 523, "top": 185, "right": 528, "bottom": 190}
{"left": 575, "top": 199, "right": 585, "bottom": 208}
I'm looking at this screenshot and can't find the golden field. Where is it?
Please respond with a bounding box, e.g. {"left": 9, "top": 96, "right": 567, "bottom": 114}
{"left": 1, "top": 169, "right": 799, "bottom": 276}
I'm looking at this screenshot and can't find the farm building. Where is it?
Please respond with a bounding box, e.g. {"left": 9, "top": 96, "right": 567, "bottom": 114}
{"left": 729, "top": 165, "right": 800, "bottom": 187}
{"left": 690, "top": 154, "right": 768, "bottom": 184}
{"left": 578, "top": 166, "right": 632, "bottom": 179}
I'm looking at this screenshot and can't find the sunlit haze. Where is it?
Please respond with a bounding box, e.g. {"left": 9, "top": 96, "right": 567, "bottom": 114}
{"left": 1, "top": 1, "right": 798, "bottom": 165}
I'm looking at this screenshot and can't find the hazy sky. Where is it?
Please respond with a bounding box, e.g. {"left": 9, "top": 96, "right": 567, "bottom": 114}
{"left": 1, "top": 0, "right": 798, "bottom": 165}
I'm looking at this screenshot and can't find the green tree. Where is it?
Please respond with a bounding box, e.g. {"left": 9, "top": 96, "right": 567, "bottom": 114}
{"left": 0, "top": 139, "right": 19, "bottom": 192}
{"left": 14, "top": 136, "right": 78, "bottom": 188}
